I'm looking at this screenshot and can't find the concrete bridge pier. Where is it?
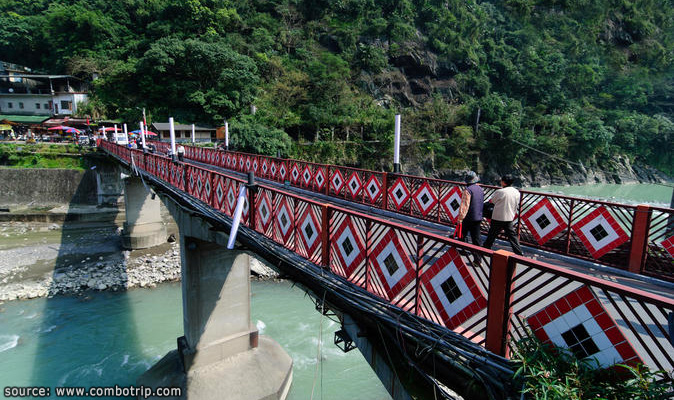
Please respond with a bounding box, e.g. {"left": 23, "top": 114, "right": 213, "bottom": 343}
{"left": 121, "top": 176, "right": 167, "bottom": 249}
{"left": 138, "top": 199, "right": 292, "bottom": 400}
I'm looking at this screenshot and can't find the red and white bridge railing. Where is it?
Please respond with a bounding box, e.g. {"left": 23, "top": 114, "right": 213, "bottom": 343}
{"left": 148, "top": 141, "right": 674, "bottom": 283}
{"left": 101, "top": 141, "right": 674, "bottom": 374}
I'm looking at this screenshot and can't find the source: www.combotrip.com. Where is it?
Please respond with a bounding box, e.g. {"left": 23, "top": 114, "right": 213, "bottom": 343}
{"left": 4, "top": 385, "right": 182, "bottom": 398}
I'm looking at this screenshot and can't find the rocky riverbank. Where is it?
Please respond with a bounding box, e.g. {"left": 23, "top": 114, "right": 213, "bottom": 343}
{"left": 0, "top": 217, "right": 279, "bottom": 303}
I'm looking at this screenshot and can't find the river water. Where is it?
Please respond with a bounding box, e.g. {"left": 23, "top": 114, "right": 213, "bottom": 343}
{"left": 0, "top": 281, "right": 391, "bottom": 399}
{"left": 525, "top": 183, "right": 672, "bottom": 208}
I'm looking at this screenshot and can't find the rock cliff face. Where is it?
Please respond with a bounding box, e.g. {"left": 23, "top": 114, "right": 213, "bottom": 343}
{"left": 356, "top": 34, "right": 671, "bottom": 187}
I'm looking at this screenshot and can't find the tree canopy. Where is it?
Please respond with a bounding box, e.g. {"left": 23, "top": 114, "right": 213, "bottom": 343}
{"left": 1, "top": 0, "right": 672, "bottom": 174}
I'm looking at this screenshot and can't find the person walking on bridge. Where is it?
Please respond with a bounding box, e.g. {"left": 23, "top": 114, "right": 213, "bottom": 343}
{"left": 483, "top": 174, "right": 523, "bottom": 255}
{"left": 457, "top": 171, "right": 484, "bottom": 246}
{"left": 177, "top": 144, "right": 185, "bottom": 162}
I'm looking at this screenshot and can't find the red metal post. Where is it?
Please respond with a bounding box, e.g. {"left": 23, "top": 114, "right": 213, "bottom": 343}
{"left": 248, "top": 183, "right": 256, "bottom": 231}
{"left": 382, "top": 173, "right": 389, "bottom": 211}
{"left": 325, "top": 166, "right": 331, "bottom": 196}
{"left": 365, "top": 219, "right": 372, "bottom": 292}
{"left": 565, "top": 199, "right": 575, "bottom": 255}
{"left": 485, "top": 250, "right": 515, "bottom": 357}
{"left": 414, "top": 235, "right": 424, "bottom": 315}
{"left": 209, "top": 171, "right": 215, "bottom": 207}
{"left": 628, "top": 205, "right": 652, "bottom": 275}
{"left": 516, "top": 191, "right": 524, "bottom": 239}
{"left": 321, "top": 204, "right": 331, "bottom": 268}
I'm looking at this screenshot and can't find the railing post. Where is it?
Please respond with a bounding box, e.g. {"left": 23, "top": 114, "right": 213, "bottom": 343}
{"left": 247, "top": 172, "right": 257, "bottom": 231}
{"left": 414, "top": 235, "right": 423, "bottom": 315}
{"left": 321, "top": 204, "right": 331, "bottom": 268}
{"left": 325, "top": 166, "right": 331, "bottom": 196}
{"left": 565, "top": 199, "right": 575, "bottom": 255}
{"left": 382, "top": 173, "right": 389, "bottom": 211}
{"left": 209, "top": 171, "right": 215, "bottom": 207}
{"left": 516, "top": 191, "right": 524, "bottom": 239}
{"left": 485, "top": 250, "right": 515, "bottom": 357}
{"left": 628, "top": 204, "right": 652, "bottom": 275}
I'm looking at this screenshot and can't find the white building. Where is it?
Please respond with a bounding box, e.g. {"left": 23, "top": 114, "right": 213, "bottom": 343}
{"left": 0, "top": 61, "right": 89, "bottom": 117}
{"left": 152, "top": 122, "right": 217, "bottom": 142}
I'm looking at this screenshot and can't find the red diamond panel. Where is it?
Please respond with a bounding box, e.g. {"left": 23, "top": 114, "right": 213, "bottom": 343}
{"left": 314, "top": 168, "right": 327, "bottom": 191}
{"left": 199, "top": 170, "right": 211, "bottom": 204}
{"left": 302, "top": 165, "right": 313, "bottom": 187}
{"left": 226, "top": 181, "right": 238, "bottom": 216}
{"left": 275, "top": 197, "right": 294, "bottom": 244}
{"left": 331, "top": 216, "right": 366, "bottom": 280}
{"left": 527, "top": 286, "right": 642, "bottom": 368}
{"left": 522, "top": 198, "right": 568, "bottom": 245}
{"left": 572, "top": 207, "right": 629, "bottom": 259}
{"left": 412, "top": 182, "right": 438, "bottom": 216}
{"left": 389, "top": 178, "right": 410, "bottom": 210}
{"left": 291, "top": 163, "right": 301, "bottom": 184}
{"left": 347, "top": 172, "right": 362, "bottom": 198}
{"left": 420, "top": 247, "right": 486, "bottom": 329}
{"left": 279, "top": 162, "right": 288, "bottom": 181}
{"left": 365, "top": 176, "right": 382, "bottom": 203}
{"left": 297, "top": 206, "right": 321, "bottom": 261}
{"left": 257, "top": 192, "right": 273, "bottom": 231}
{"left": 331, "top": 170, "right": 345, "bottom": 194}
{"left": 369, "top": 229, "right": 415, "bottom": 300}
{"left": 213, "top": 175, "right": 227, "bottom": 212}
{"left": 261, "top": 159, "right": 269, "bottom": 176}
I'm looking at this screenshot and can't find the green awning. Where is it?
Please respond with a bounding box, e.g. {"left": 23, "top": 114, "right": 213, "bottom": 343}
{"left": 0, "top": 114, "right": 50, "bottom": 124}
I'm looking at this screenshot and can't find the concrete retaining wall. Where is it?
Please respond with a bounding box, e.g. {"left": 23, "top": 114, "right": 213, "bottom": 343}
{"left": 0, "top": 168, "right": 98, "bottom": 205}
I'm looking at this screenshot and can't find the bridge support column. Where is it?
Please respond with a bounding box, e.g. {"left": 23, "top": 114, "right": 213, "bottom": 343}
{"left": 138, "top": 199, "right": 292, "bottom": 400}
{"left": 122, "top": 176, "right": 166, "bottom": 249}
{"left": 179, "top": 241, "right": 292, "bottom": 399}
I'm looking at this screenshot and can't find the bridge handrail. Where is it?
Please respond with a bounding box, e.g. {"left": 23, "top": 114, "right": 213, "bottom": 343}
{"left": 168, "top": 144, "right": 670, "bottom": 282}
{"left": 102, "top": 141, "right": 674, "bottom": 374}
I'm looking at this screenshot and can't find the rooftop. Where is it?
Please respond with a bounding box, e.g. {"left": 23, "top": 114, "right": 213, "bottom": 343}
{"left": 152, "top": 122, "right": 216, "bottom": 131}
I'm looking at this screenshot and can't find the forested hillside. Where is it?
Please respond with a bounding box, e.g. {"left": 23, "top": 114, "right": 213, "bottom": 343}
{"left": 1, "top": 0, "right": 672, "bottom": 179}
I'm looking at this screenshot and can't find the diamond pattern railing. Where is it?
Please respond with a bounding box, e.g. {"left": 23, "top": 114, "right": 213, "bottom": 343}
{"left": 101, "top": 141, "right": 674, "bottom": 376}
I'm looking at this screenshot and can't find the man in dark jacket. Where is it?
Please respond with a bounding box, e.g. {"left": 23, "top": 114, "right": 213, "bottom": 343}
{"left": 457, "top": 171, "right": 484, "bottom": 245}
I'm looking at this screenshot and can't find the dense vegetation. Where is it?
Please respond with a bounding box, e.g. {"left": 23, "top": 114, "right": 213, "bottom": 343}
{"left": 1, "top": 0, "right": 672, "bottom": 175}
{"left": 514, "top": 335, "right": 673, "bottom": 399}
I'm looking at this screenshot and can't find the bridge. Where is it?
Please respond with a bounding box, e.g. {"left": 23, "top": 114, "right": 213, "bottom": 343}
{"left": 98, "top": 140, "right": 674, "bottom": 399}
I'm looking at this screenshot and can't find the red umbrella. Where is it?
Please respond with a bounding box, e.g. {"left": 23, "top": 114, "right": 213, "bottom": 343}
{"left": 48, "top": 126, "right": 80, "bottom": 135}
{"left": 99, "top": 127, "right": 119, "bottom": 132}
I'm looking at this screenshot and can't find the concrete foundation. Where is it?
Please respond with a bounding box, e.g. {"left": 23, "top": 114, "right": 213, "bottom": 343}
{"left": 122, "top": 176, "right": 166, "bottom": 249}
{"left": 137, "top": 203, "right": 292, "bottom": 400}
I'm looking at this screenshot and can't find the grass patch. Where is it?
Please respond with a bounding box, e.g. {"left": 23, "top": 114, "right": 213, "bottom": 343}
{"left": 0, "top": 143, "right": 94, "bottom": 170}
